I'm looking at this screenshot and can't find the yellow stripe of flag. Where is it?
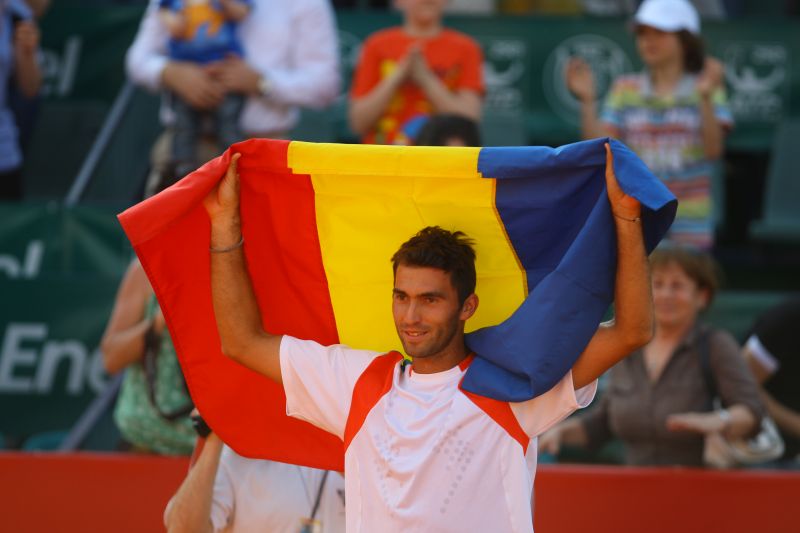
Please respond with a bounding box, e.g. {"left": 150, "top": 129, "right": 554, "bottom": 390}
{"left": 287, "top": 142, "right": 527, "bottom": 354}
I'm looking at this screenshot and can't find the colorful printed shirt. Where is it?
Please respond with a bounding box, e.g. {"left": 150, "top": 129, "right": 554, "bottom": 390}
{"left": 601, "top": 72, "right": 733, "bottom": 249}
{"left": 351, "top": 27, "right": 484, "bottom": 145}
{"left": 159, "top": 0, "right": 251, "bottom": 64}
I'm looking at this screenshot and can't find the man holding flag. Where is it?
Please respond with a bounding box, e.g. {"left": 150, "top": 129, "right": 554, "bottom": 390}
{"left": 200, "top": 142, "right": 653, "bottom": 531}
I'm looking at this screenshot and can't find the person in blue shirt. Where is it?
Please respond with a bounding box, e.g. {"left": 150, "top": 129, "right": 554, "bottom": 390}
{"left": 0, "top": 0, "right": 41, "bottom": 200}
{"left": 158, "top": 0, "right": 251, "bottom": 180}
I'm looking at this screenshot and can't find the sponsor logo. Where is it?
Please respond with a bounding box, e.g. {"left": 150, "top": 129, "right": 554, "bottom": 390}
{"left": 723, "top": 42, "right": 789, "bottom": 122}
{"left": 0, "top": 323, "right": 106, "bottom": 395}
{"left": 484, "top": 38, "right": 527, "bottom": 111}
{"left": 543, "top": 34, "right": 633, "bottom": 124}
{"left": 41, "top": 36, "right": 82, "bottom": 98}
{"left": 0, "top": 240, "right": 44, "bottom": 280}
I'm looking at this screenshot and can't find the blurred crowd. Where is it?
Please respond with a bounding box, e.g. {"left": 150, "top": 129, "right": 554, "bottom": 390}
{"left": 3, "top": 0, "right": 799, "bottom": 530}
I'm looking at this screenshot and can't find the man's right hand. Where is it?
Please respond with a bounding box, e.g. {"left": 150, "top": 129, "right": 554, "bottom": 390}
{"left": 204, "top": 153, "right": 241, "bottom": 222}
{"left": 205, "top": 153, "right": 242, "bottom": 249}
{"left": 162, "top": 61, "right": 225, "bottom": 110}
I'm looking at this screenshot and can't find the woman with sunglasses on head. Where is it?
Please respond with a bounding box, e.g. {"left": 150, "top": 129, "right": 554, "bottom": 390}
{"left": 566, "top": 0, "right": 732, "bottom": 250}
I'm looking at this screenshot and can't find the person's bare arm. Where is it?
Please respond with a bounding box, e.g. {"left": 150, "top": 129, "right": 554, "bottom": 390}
{"left": 164, "top": 434, "right": 223, "bottom": 533}
{"left": 565, "top": 58, "right": 612, "bottom": 140}
{"left": 571, "top": 144, "right": 654, "bottom": 389}
{"left": 743, "top": 346, "right": 800, "bottom": 437}
{"left": 348, "top": 58, "right": 410, "bottom": 137}
{"left": 410, "top": 47, "right": 481, "bottom": 120}
{"left": 13, "top": 21, "right": 41, "bottom": 99}
{"left": 204, "top": 154, "right": 283, "bottom": 383}
{"left": 696, "top": 57, "right": 726, "bottom": 160}
{"left": 667, "top": 404, "right": 757, "bottom": 439}
{"left": 100, "top": 259, "right": 164, "bottom": 374}
{"left": 761, "top": 390, "right": 800, "bottom": 441}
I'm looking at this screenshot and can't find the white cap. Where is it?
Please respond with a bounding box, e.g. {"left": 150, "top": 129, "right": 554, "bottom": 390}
{"left": 634, "top": 0, "right": 701, "bottom": 35}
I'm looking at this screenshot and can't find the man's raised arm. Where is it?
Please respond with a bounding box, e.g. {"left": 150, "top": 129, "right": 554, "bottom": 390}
{"left": 571, "top": 143, "right": 654, "bottom": 389}
{"left": 204, "top": 154, "right": 283, "bottom": 383}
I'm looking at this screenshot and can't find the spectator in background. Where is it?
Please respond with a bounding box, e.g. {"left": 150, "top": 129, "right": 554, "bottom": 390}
{"left": 565, "top": 0, "right": 731, "bottom": 249}
{"left": 126, "top": 0, "right": 339, "bottom": 193}
{"left": 157, "top": 0, "right": 252, "bottom": 179}
{"left": 414, "top": 113, "right": 481, "bottom": 146}
{"left": 0, "top": 0, "right": 41, "bottom": 200}
{"left": 100, "top": 258, "right": 195, "bottom": 455}
{"left": 743, "top": 297, "right": 800, "bottom": 467}
{"left": 349, "top": 0, "right": 483, "bottom": 145}
{"left": 539, "top": 246, "right": 764, "bottom": 466}
{"left": 7, "top": 0, "right": 48, "bottom": 156}
{"left": 164, "top": 415, "right": 346, "bottom": 533}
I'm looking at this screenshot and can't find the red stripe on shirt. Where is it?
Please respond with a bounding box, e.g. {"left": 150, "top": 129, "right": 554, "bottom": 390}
{"left": 344, "top": 351, "right": 405, "bottom": 452}
{"left": 458, "top": 357, "right": 530, "bottom": 454}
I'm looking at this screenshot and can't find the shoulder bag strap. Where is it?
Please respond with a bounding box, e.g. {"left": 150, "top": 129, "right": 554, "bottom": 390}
{"left": 142, "top": 323, "right": 194, "bottom": 422}
{"left": 697, "top": 327, "right": 718, "bottom": 407}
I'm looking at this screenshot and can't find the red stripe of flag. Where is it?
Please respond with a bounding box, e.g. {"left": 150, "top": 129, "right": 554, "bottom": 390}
{"left": 120, "top": 139, "right": 345, "bottom": 469}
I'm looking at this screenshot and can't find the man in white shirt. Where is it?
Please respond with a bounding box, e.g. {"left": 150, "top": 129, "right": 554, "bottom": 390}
{"left": 202, "top": 144, "right": 653, "bottom": 532}
{"left": 126, "top": 0, "right": 340, "bottom": 190}
{"left": 164, "top": 426, "right": 345, "bottom": 533}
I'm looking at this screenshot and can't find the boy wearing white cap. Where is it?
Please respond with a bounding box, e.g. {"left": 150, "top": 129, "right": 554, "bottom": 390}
{"left": 566, "top": 0, "right": 733, "bottom": 250}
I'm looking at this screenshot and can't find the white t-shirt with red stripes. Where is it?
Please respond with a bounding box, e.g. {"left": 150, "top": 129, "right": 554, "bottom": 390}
{"left": 280, "top": 336, "right": 596, "bottom": 533}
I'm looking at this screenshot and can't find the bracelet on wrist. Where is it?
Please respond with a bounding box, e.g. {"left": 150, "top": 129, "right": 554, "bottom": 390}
{"left": 210, "top": 236, "right": 244, "bottom": 253}
{"left": 613, "top": 213, "right": 641, "bottom": 223}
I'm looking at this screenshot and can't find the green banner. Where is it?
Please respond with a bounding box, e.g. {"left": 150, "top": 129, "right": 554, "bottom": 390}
{"left": 0, "top": 204, "right": 129, "bottom": 437}
{"left": 38, "top": 6, "right": 145, "bottom": 103}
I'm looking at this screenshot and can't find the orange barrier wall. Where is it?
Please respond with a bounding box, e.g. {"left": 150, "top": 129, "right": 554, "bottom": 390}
{"left": 2, "top": 453, "right": 798, "bottom": 533}
{"left": 535, "top": 465, "right": 799, "bottom": 533}
{"left": 1, "top": 452, "right": 189, "bottom": 533}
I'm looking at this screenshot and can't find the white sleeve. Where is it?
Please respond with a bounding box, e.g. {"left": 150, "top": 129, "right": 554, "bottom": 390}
{"left": 263, "top": 0, "right": 340, "bottom": 108}
{"left": 280, "top": 336, "right": 378, "bottom": 439}
{"left": 510, "top": 370, "right": 597, "bottom": 438}
{"left": 125, "top": 0, "right": 169, "bottom": 92}
{"left": 745, "top": 334, "right": 780, "bottom": 376}
{"left": 209, "top": 447, "right": 236, "bottom": 533}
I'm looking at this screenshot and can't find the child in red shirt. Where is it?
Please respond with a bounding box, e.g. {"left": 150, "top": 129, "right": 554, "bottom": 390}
{"left": 349, "top": 0, "right": 484, "bottom": 145}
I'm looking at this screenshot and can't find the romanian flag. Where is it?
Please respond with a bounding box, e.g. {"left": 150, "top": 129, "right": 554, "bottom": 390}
{"left": 119, "top": 137, "right": 675, "bottom": 470}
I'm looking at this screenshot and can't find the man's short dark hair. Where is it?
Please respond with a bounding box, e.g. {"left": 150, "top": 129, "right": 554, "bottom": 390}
{"left": 391, "top": 226, "right": 477, "bottom": 305}
{"left": 414, "top": 114, "right": 482, "bottom": 147}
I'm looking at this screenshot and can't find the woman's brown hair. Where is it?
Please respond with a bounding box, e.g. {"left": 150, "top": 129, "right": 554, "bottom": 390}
{"left": 650, "top": 246, "right": 721, "bottom": 307}
{"left": 678, "top": 30, "right": 706, "bottom": 74}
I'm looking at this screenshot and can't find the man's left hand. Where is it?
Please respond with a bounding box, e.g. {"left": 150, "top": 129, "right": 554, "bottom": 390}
{"left": 604, "top": 142, "right": 641, "bottom": 220}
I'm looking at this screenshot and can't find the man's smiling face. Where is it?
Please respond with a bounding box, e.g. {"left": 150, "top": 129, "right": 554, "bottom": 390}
{"left": 392, "top": 264, "right": 465, "bottom": 360}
